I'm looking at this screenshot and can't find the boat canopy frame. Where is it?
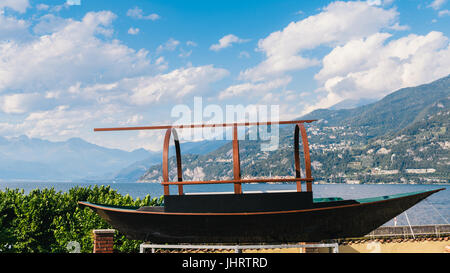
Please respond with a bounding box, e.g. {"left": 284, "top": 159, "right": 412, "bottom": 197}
{"left": 94, "top": 119, "right": 317, "bottom": 196}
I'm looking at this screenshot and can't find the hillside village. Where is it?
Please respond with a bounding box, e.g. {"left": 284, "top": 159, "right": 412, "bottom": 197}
{"left": 139, "top": 75, "right": 450, "bottom": 185}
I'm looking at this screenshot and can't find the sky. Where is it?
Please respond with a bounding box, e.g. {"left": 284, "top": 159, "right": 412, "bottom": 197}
{"left": 0, "top": 0, "right": 449, "bottom": 151}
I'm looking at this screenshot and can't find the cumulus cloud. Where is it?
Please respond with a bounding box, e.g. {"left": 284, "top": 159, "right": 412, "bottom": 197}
{"left": 66, "top": 0, "right": 81, "bottom": 6}
{"left": 24, "top": 105, "right": 102, "bottom": 138}
{"left": 0, "top": 0, "right": 29, "bottom": 13}
{"left": 128, "top": 27, "right": 139, "bottom": 35}
{"left": 239, "top": 1, "right": 400, "bottom": 82}
{"left": 0, "top": 11, "right": 30, "bottom": 40}
{"left": 0, "top": 64, "right": 229, "bottom": 147}
{"left": 439, "top": 9, "right": 450, "bottom": 16}
{"left": 0, "top": 11, "right": 152, "bottom": 94}
{"left": 119, "top": 114, "right": 143, "bottom": 125}
{"left": 128, "top": 65, "right": 229, "bottom": 105}
{"left": 0, "top": 105, "right": 92, "bottom": 139}
{"left": 312, "top": 31, "right": 450, "bottom": 109}
{"left": 39, "top": 64, "right": 229, "bottom": 108}
{"left": 126, "top": 6, "right": 160, "bottom": 21}
{"left": 186, "top": 41, "right": 197, "bottom": 47}
{"left": 226, "top": 0, "right": 449, "bottom": 119}
{"left": 36, "top": 3, "right": 49, "bottom": 10}
{"left": 210, "top": 34, "right": 249, "bottom": 51}
{"left": 0, "top": 11, "right": 229, "bottom": 111}
{"left": 218, "top": 76, "right": 291, "bottom": 100}
{"left": 157, "top": 38, "right": 180, "bottom": 53}
{"left": 0, "top": 93, "right": 43, "bottom": 114}
{"left": 178, "top": 48, "right": 192, "bottom": 58}
{"left": 32, "top": 14, "right": 71, "bottom": 35}
{"left": 0, "top": 8, "right": 232, "bottom": 151}
{"left": 239, "top": 51, "right": 250, "bottom": 58}
{"left": 0, "top": 9, "right": 217, "bottom": 144}
{"left": 428, "top": 0, "right": 447, "bottom": 10}
{"left": 366, "top": 0, "right": 395, "bottom": 6}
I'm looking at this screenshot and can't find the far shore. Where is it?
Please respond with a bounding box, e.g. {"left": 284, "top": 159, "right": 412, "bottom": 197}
{"left": 0, "top": 179, "right": 448, "bottom": 186}
{"left": 135, "top": 180, "right": 450, "bottom": 185}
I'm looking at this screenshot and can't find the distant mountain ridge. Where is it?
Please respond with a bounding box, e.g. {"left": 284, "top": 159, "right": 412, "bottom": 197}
{"left": 0, "top": 131, "right": 229, "bottom": 182}
{"left": 140, "top": 74, "right": 450, "bottom": 184}
{"left": 301, "top": 75, "right": 450, "bottom": 137}
{"left": 328, "top": 98, "right": 377, "bottom": 110}
{"left": 1, "top": 75, "right": 448, "bottom": 183}
{"left": 0, "top": 136, "right": 153, "bottom": 181}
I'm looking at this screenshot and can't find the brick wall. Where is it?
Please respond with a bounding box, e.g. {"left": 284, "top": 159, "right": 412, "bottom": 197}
{"left": 93, "top": 229, "right": 115, "bottom": 253}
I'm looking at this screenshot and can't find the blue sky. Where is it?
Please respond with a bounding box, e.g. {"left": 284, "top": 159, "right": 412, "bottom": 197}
{"left": 0, "top": 0, "right": 449, "bottom": 151}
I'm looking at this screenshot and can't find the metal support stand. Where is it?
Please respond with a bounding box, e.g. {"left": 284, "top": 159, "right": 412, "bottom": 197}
{"left": 140, "top": 242, "right": 339, "bottom": 253}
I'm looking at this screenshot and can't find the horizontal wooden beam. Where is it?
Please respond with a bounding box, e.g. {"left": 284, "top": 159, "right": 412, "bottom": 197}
{"left": 94, "top": 120, "right": 317, "bottom": 132}
{"left": 161, "top": 177, "right": 314, "bottom": 186}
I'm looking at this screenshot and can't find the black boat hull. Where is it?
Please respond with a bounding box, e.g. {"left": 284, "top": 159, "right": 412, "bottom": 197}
{"left": 79, "top": 188, "right": 443, "bottom": 243}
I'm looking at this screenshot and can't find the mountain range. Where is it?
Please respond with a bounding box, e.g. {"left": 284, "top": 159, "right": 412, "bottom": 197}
{"left": 0, "top": 134, "right": 227, "bottom": 181}
{"left": 1, "top": 75, "right": 448, "bottom": 184}
{"left": 0, "top": 136, "right": 152, "bottom": 181}
{"left": 140, "top": 74, "right": 450, "bottom": 184}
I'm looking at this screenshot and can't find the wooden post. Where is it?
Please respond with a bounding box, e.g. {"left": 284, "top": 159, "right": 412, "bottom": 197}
{"left": 232, "top": 124, "right": 242, "bottom": 194}
{"left": 298, "top": 123, "right": 312, "bottom": 192}
{"left": 93, "top": 229, "right": 115, "bottom": 253}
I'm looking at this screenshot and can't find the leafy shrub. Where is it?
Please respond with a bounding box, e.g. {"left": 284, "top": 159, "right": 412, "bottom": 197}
{"left": 0, "top": 185, "right": 163, "bottom": 253}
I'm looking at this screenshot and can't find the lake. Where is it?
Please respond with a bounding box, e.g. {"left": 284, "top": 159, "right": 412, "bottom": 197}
{"left": 1, "top": 181, "right": 448, "bottom": 226}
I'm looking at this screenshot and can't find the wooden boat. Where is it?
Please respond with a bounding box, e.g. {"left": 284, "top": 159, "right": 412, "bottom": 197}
{"left": 79, "top": 120, "right": 445, "bottom": 243}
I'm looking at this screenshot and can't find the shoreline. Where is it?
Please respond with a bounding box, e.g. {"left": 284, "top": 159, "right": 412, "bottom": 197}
{"left": 1, "top": 178, "right": 448, "bottom": 186}
{"left": 135, "top": 180, "right": 450, "bottom": 185}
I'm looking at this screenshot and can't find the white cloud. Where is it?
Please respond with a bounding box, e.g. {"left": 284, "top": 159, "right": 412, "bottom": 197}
{"left": 0, "top": 11, "right": 152, "bottom": 94}
{"left": 229, "top": 1, "right": 449, "bottom": 120}
{"left": 239, "top": 51, "right": 250, "bottom": 58}
{"left": 178, "top": 48, "right": 192, "bottom": 58}
{"left": 0, "top": 12, "right": 229, "bottom": 119}
{"left": 389, "top": 22, "right": 410, "bottom": 31}
{"left": 0, "top": 105, "right": 88, "bottom": 139}
{"left": 366, "top": 0, "right": 382, "bottom": 6}
{"left": 44, "top": 65, "right": 228, "bottom": 108}
{"left": 366, "top": 0, "right": 394, "bottom": 6}
{"left": 312, "top": 31, "right": 450, "bottom": 109}
{"left": 0, "top": 102, "right": 143, "bottom": 147}
{"left": 119, "top": 114, "right": 143, "bottom": 125}
{"left": 126, "top": 6, "right": 160, "bottom": 21}
{"left": 239, "top": 1, "right": 399, "bottom": 82}
{"left": 154, "top": 56, "right": 168, "bottom": 71}
{"left": 49, "top": 2, "right": 73, "bottom": 12}
{"left": 0, "top": 9, "right": 230, "bottom": 151}
{"left": 429, "top": 0, "right": 446, "bottom": 10}
{"left": 32, "top": 14, "right": 71, "bottom": 35}
{"left": 66, "top": 0, "right": 81, "bottom": 6}
{"left": 128, "top": 27, "right": 139, "bottom": 35}
{"left": 36, "top": 3, "right": 49, "bottom": 10}
{"left": 438, "top": 9, "right": 450, "bottom": 16}
{"left": 210, "top": 34, "right": 249, "bottom": 51}
{"left": 218, "top": 76, "right": 291, "bottom": 100}
{"left": 186, "top": 41, "right": 197, "bottom": 47}
{"left": 0, "top": 0, "right": 29, "bottom": 13}
{"left": 24, "top": 105, "right": 97, "bottom": 138}
{"left": 128, "top": 65, "right": 229, "bottom": 105}
{"left": 315, "top": 33, "right": 392, "bottom": 82}
{"left": 0, "top": 12, "right": 30, "bottom": 40}
{"left": 157, "top": 38, "right": 180, "bottom": 53}
{"left": 1, "top": 64, "right": 228, "bottom": 149}
{"left": 0, "top": 93, "right": 42, "bottom": 114}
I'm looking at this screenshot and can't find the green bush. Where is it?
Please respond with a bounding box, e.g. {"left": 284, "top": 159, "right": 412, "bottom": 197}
{"left": 0, "top": 185, "right": 163, "bottom": 253}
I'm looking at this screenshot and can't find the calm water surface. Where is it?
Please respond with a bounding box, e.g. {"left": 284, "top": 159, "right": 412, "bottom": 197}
{"left": 1, "top": 181, "right": 448, "bottom": 226}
